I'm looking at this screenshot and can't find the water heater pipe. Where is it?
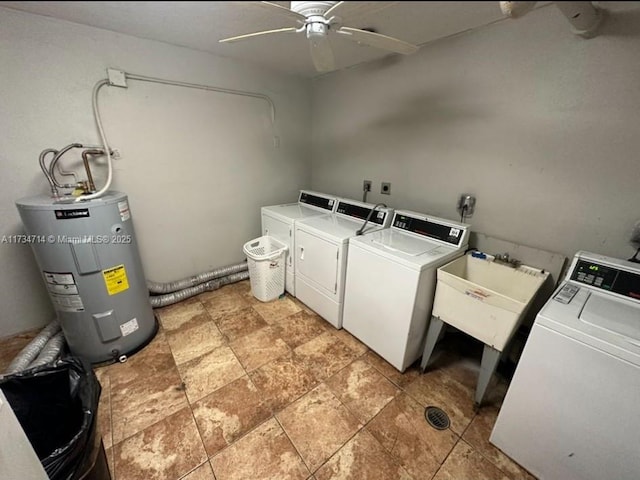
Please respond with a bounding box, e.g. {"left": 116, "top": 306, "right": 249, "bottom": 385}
{"left": 81, "top": 148, "right": 104, "bottom": 192}
{"left": 39, "top": 148, "right": 60, "bottom": 197}
{"left": 149, "top": 270, "right": 249, "bottom": 308}
{"left": 147, "top": 261, "right": 248, "bottom": 294}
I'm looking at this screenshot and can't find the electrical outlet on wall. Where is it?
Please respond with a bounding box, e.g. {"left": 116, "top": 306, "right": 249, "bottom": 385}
{"left": 381, "top": 182, "right": 391, "bottom": 195}
{"left": 363, "top": 180, "right": 372, "bottom": 192}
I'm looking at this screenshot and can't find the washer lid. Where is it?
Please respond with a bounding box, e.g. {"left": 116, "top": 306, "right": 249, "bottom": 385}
{"left": 350, "top": 229, "right": 461, "bottom": 270}
{"left": 262, "top": 203, "right": 329, "bottom": 222}
{"left": 580, "top": 294, "right": 640, "bottom": 344}
{"left": 537, "top": 284, "right": 640, "bottom": 366}
{"left": 372, "top": 229, "right": 443, "bottom": 256}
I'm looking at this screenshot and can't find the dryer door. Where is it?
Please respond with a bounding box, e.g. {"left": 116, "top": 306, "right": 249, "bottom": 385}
{"left": 296, "top": 228, "right": 339, "bottom": 296}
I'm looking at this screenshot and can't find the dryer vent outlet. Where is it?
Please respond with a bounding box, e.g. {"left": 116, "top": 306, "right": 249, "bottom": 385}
{"left": 381, "top": 182, "right": 391, "bottom": 195}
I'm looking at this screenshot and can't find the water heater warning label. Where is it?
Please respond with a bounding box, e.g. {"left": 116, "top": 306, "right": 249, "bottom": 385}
{"left": 103, "top": 264, "right": 129, "bottom": 296}
{"left": 50, "top": 293, "right": 85, "bottom": 312}
{"left": 118, "top": 201, "right": 131, "bottom": 222}
{"left": 120, "top": 318, "right": 139, "bottom": 337}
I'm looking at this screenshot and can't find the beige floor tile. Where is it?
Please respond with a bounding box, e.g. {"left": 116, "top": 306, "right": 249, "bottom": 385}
{"left": 166, "top": 314, "right": 226, "bottom": 365}
{"left": 111, "top": 366, "right": 189, "bottom": 444}
{"left": 177, "top": 346, "right": 246, "bottom": 404}
{"left": 325, "top": 359, "right": 399, "bottom": 424}
{"left": 114, "top": 407, "right": 207, "bottom": 480}
{"left": 462, "top": 406, "right": 536, "bottom": 479}
{"left": 95, "top": 369, "right": 113, "bottom": 450}
{"left": 215, "top": 306, "right": 269, "bottom": 342}
{"left": 294, "top": 332, "right": 359, "bottom": 382}
{"left": 432, "top": 440, "right": 511, "bottom": 480}
{"left": 252, "top": 296, "right": 301, "bottom": 324}
{"left": 226, "top": 280, "right": 261, "bottom": 306}
{"left": 366, "top": 393, "right": 458, "bottom": 480}
{"left": 362, "top": 351, "right": 421, "bottom": 389}
{"left": 404, "top": 368, "right": 476, "bottom": 435}
{"left": 230, "top": 326, "right": 291, "bottom": 372}
{"left": 211, "top": 417, "right": 309, "bottom": 480}
{"left": 201, "top": 291, "right": 250, "bottom": 321}
{"left": 180, "top": 461, "right": 216, "bottom": 480}
{"left": 315, "top": 429, "right": 413, "bottom": 480}
{"left": 331, "top": 329, "right": 368, "bottom": 357}
{"left": 249, "top": 352, "right": 319, "bottom": 412}
{"left": 272, "top": 310, "right": 329, "bottom": 349}
{"left": 105, "top": 445, "right": 114, "bottom": 479}
{"left": 157, "top": 299, "right": 207, "bottom": 331}
{"left": 192, "top": 375, "right": 272, "bottom": 457}
{"left": 106, "top": 330, "right": 175, "bottom": 391}
{"left": 276, "top": 384, "right": 362, "bottom": 472}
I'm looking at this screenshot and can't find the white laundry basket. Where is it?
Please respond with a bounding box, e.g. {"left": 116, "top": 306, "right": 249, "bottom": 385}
{"left": 243, "top": 236, "right": 288, "bottom": 302}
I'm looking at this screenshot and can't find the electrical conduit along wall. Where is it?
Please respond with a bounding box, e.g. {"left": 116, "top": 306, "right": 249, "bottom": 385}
{"left": 0, "top": 7, "right": 312, "bottom": 337}
{"left": 310, "top": 3, "right": 640, "bottom": 261}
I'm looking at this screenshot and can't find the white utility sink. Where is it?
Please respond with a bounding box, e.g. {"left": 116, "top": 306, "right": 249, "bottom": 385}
{"left": 433, "top": 254, "right": 550, "bottom": 351}
{"left": 421, "top": 253, "right": 550, "bottom": 407}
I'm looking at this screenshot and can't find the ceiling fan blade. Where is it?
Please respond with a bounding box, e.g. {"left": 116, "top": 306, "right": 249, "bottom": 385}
{"left": 255, "top": 1, "right": 307, "bottom": 24}
{"left": 324, "top": 2, "right": 397, "bottom": 21}
{"left": 219, "top": 27, "right": 298, "bottom": 44}
{"left": 309, "top": 35, "right": 336, "bottom": 72}
{"left": 337, "top": 27, "right": 418, "bottom": 55}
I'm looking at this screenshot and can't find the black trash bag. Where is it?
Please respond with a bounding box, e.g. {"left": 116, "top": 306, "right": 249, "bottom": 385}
{"left": 0, "top": 356, "right": 101, "bottom": 480}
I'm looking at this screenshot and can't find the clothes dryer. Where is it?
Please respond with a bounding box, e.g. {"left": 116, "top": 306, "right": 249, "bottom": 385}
{"left": 294, "top": 199, "right": 393, "bottom": 328}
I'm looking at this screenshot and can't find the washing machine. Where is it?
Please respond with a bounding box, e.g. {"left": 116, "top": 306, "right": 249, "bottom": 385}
{"left": 490, "top": 251, "right": 640, "bottom": 480}
{"left": 294, "top": 199, "right": 394, "bottom": 329}
{"left": 342, "top": 210, "right": 470, "bottom": 372}
{"left": 261, "top": 190, "right": 337, "bottom": 296}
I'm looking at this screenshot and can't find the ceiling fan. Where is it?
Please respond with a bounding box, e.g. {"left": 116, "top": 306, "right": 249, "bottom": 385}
{"left": 219, "top": 1, "right": 419, "bottom": 73}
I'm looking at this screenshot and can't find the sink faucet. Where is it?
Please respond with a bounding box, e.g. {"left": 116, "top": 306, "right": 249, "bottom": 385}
{"left": 356, "top": 203, "right": 387, "bottom": 236}
{"left": 494, "top": 252, "right": 521, "bottom": 268}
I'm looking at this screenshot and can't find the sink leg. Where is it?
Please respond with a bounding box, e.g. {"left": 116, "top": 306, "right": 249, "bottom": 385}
{"left": 420, "top": 316, "right": 445, "bottom": 372}
{"left": 475, "top": 344, "right": 501, "bottom": 407}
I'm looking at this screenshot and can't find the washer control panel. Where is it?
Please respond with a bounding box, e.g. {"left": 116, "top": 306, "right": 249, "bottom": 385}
{"left": 570, "top": 258, "right": 640, "bottom": 301}
{"left": 392, "top": 212, "right": 467, "bottom": 247}
{"left": 299, "top": 191, "right": 335, "bottom": 211}
{"left": 553, "top": 283, "right": 580, "bottom": 304}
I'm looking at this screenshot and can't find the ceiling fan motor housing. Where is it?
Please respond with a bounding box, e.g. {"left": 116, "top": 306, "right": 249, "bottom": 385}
{"left": 291, "top": 1, "right": 338, "bottom": 17}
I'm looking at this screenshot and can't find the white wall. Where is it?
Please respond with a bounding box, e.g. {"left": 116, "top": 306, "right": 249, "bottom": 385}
{"left": 0, "top": 8, "right": 311, "bottom": 336}
{"left": 311, "top": 4, "right": 640, "bottom": 261}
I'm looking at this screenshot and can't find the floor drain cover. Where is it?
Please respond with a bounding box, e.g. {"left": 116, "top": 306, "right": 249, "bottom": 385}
{"left": 425, "top": 406, "right": 450, "bottom": 430}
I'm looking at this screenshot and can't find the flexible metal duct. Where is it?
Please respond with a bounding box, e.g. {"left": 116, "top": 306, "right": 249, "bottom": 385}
{"left": 4, "top": 321, "right": 60, "bottom": 375}
{"left": 149, "top": 270, "right": 249, "bottom": 308}
{"left": 147, "top": 261, "right": 248, "bottom": 294}
{"left": 28, "top": 332, "right": 66, "bottom": 369}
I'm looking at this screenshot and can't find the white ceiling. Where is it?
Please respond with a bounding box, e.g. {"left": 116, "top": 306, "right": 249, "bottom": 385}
{"left": 0, "top": 1, "right": 522, "bottom": 77}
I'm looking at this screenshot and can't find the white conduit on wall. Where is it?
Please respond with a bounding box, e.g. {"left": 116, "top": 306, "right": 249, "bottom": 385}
{"left": 79, "top": 69, "right": 278, "bottom": 204}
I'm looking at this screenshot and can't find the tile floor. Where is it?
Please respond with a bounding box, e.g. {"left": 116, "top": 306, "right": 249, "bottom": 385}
{"left": 0, "top": 280, "right": 536, "bottom": 480}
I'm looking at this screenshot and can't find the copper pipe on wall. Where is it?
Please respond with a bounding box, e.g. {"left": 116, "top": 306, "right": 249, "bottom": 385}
{"left": 81, "top": 149, "right": 104, "bottom": 193}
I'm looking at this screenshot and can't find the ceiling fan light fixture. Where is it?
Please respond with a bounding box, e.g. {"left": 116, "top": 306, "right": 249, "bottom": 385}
{"left": 306, "top": 21, "right": 329, "bottom": 39}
